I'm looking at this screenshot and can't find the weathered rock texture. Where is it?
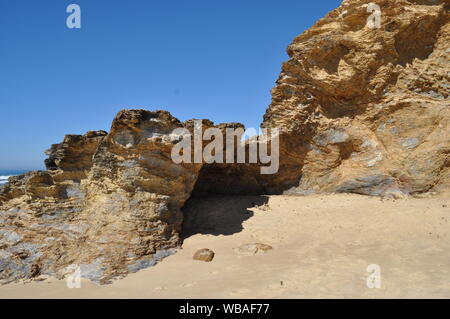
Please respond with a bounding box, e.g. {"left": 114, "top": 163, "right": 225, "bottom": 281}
{"left": 0, "top": 0, "right": 449, "bottom": 284}
{"left": 260, "top": 0, "right": 450, "bottom": 196}
{"left": 0, "top": 110, "right": 204, "bottom": 283}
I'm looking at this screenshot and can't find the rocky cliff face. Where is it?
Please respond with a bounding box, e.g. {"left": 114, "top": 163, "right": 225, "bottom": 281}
{"left": 261, "top": 0, "right": 449, "bottom": 196}
{"left": 0, "top": 0, "right": 448, "bottom": 284}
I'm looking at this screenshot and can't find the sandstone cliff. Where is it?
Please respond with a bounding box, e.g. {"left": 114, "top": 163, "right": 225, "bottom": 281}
{"left": 0, "top": 0, "right": 448, "bottom": 284}
{"left": 261, "top": 0, "right": 449, "bottom": 196}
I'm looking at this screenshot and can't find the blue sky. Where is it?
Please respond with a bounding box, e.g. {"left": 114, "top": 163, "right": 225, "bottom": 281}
{"left": 0, "top": 0, "right": 341, "bottom": 170}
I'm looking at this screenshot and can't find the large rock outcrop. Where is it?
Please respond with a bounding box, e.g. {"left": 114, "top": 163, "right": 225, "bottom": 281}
{"left": 0, "top": 110, "right": 207, "bottom": 283}
{"left": 260, "top": 0, "right": 449, "bottom": 196}
{"left": 0, "top": 0, "right": 449, "bottom": 284}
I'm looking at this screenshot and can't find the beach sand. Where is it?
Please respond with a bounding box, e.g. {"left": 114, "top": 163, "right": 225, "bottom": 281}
{"left": 0, "top": 193, "right": 449, "bottom": 299}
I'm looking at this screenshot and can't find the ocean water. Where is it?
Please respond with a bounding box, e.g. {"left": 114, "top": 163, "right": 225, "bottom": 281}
{"left": 0, "top": 170, "right": 30, "bottom": 186}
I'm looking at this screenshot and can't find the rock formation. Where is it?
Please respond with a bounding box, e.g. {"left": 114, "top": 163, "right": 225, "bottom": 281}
{"left": 0, "top": 111, "right": 203, "bottom": 283}
{"left": 0, "top": 0, "right": 449, "bottom": 284}
{"left": 261, "top": 0, "right": 450, "bottom": 196}
{"left": 193, "top": 0, "right": 449, "bottom": 197}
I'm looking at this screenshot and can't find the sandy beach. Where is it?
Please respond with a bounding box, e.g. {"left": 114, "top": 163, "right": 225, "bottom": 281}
{"left": 1, "top": 193, "right": 449, "bottom": 299}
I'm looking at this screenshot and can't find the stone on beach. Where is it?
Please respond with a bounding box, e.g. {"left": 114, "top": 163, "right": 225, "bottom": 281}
{"left": 193, "top": 249, "right": 215, "bottom": 262}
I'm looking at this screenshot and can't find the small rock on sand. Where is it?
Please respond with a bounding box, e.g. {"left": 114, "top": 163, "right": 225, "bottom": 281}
{"left": 193, "top": 248, "right": 215, "bottom": 262}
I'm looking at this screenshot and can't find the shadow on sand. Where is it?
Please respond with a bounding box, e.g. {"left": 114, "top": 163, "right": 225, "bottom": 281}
{"left": 181, "top": 195, "right": 269, "bottom": 239}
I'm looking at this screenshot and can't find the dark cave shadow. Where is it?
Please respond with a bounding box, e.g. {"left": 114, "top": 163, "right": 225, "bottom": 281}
{"left": 181, "top": 195, "right": 269, "bottom": 239}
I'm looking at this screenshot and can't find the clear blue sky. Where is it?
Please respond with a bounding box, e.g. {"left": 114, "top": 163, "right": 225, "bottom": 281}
{"left": 0, "top": 0, "right": 341, "bottom": 170}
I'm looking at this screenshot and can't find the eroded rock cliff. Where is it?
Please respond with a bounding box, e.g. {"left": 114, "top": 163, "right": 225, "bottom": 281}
{"left": 260, "top": 0, "right": 449, "bottom": 196}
